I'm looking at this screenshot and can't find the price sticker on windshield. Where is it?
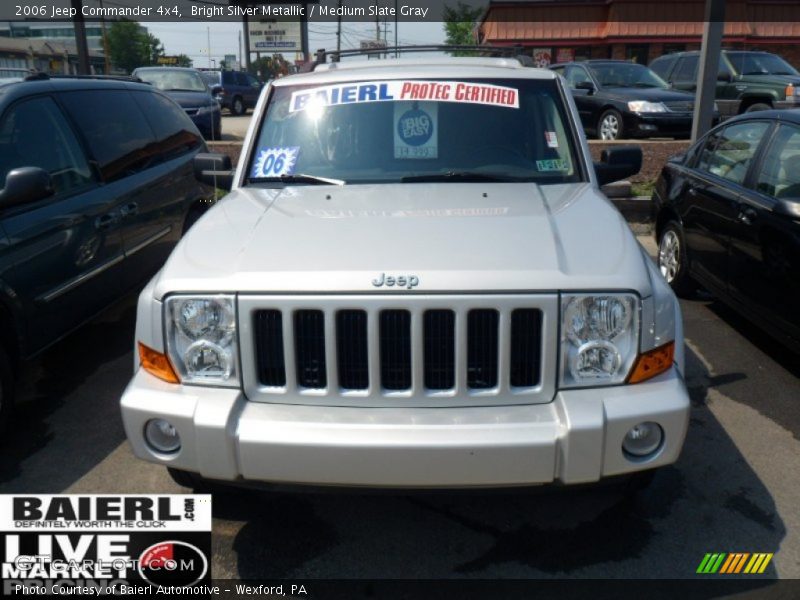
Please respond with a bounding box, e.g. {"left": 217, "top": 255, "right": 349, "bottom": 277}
{"left": 251, "top": 147, "right": 300, "bottom": 178}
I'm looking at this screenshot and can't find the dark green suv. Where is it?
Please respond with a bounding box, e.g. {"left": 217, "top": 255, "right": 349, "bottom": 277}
{"left": 650, "top": 50, "right": 800, "bottom": 117}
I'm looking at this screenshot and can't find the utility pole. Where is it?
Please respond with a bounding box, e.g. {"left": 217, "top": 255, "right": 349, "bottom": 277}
{"left": 242, "top": 15, "right": 251, "bottom": 72}
{"left": 238, "top": 30, "right": 242, "bottom": 70}
{"left": 691, "top": 0, "right": 726, "bottom": 142}
{"left": 336, "top": 0, "right": 342, "bottom": 52}
{"left": 394, "top": 0, "right": 398, "bottom": 57}
{"left": 71, "top": 0, "right": 90, "bottom": 74}
{"left": 207, "top": 26, "right": 211, "bottom": 68}
{"left": 376, "top": 9, "right": 380, "bottom": 59}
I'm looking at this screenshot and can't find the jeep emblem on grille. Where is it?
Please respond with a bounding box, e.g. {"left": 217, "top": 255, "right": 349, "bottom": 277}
{"left": 372, "top": 273, "right": 419, "bottom": 289}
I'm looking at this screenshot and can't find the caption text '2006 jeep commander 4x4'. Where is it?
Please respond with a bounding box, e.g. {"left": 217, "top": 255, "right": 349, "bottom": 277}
{"left": 120, "top": 54, "right": 690, "bottom": 491}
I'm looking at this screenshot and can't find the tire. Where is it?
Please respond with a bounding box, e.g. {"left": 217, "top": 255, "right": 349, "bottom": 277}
{"left": 598, "top": 108, "right": 624, "bottom": 141}
{"left": 658, "top": 220, "right": 695, "bottom": 297}
{"left": 0, "top": 345, "right": 13, "bottom": 433}
{"left": 231, "top": 96, "right": 245, "bottom": 116}
{"left": 745, "top": 102, "right": 772, "bottom": 113}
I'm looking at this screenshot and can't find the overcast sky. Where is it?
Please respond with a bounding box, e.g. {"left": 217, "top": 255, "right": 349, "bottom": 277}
{"left": 146, "top": 21, "right": 446, "bottom": 68}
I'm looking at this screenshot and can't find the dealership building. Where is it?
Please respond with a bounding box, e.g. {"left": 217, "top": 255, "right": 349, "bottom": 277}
{"left": 478, "top": 0, "right": 800, "bottom": 67}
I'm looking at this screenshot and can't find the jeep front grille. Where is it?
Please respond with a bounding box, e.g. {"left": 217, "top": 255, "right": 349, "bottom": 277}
{"left": 245, "top": 296, "right": 555, "bottom": 407}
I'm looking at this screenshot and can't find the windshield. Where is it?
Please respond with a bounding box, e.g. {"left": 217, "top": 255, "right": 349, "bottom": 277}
{"left": 588, "top": 63, "right": 669, "bottom": 89}
{"left": 247, "top": 78, "right": 583, "bottom": 185}
{"left": 135, "top": 68, "right": 207, "bottom": 92}
{"left": 200, "top": 71, "right": 221, "bottom": 86}
{"left": 727, "top": 53, "right": 799, "bottom": 76}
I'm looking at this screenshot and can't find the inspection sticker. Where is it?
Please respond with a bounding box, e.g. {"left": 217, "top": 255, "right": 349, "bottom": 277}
{"left": 290, "top": 80, "right": 519, "bottom": 113}
{"left": 536, "top": 159, "right": 570, "bottom": 172}
{"left": 251, "top": 146, "right": 300, "bottom": 178}
{"left": 545, "top": 131, "right": 559, "bottom": 148}
{"left": 394, "top": 102, "right": 438, "bottom": 159}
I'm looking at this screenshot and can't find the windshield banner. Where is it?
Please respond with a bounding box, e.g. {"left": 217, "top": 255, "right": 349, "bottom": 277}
{"left": 289, "top": 80, "right": 520, "bottom": 113}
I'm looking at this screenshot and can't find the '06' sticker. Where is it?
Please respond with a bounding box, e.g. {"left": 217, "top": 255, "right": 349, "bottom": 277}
{"left": 252, "top": 147, "right": 300, "bottom": 178}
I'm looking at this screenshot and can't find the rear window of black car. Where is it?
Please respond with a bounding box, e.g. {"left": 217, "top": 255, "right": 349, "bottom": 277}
{"left": 131, "top": 91, "right": 203, "bottom": 160}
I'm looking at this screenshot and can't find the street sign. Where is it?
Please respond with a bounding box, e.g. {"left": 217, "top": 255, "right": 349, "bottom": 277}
{"left": 360, "top": 40, "right": 388, "bottom": 51}
{"left": 249, "top": 20, "right": 302, "bottom": 53}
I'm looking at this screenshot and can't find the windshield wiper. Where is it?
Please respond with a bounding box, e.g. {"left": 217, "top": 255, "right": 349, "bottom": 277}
{"left": 401, "top": 171, "right": 531, "bottom": 183}
{"left": 250, "top": 173, "right": 345, "bottom": 186}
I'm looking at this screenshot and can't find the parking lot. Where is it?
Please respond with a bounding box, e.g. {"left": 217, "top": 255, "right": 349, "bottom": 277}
{"left": 2, "top": 234, "right": 797, "bottom": 581}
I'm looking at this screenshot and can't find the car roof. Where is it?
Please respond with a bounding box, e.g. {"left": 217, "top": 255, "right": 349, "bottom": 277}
{"left": 134, "top": 66, "right": 202, "bottom": 73}
{"left": 0, "top": 77, "right": 158, "bottom": 106}
{"left": 715, "top": 108, "right": 800, "bottom": 127}
{"left": 274, "top": 57, "right": 556, "bottom": 87}
{"left": 549, "top": 60, "right": 645, "bottom": 68}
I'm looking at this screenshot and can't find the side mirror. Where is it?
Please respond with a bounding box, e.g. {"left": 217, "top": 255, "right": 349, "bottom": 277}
{"left": 194, "top": 152, "right": 234, "bottom": 191}
{"left": 594, "top": 146, "right": 642, "bottom": 186}
{"left": 775, "top": 197, "right": 800, "bottom": 219}
{"left": 0, "top": 167, "right": 54, "bottom": 208}
{"left": 717, "top": 72, "right": 733, "bottom": 82}
{"left": 575, "top": 81, "right": 595, "bottom": 93}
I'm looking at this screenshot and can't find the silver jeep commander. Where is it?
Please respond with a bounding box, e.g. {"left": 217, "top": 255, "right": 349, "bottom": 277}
{"left": 120, "top": 55, "right": 690, "bottom": 490}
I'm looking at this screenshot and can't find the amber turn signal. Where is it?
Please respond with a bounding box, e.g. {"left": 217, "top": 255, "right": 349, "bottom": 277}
{"left": 138, "top": 342, "right": 179, "bottom": 384}
{"left": 627, "top": 341, "right": 675, "bottom": 384}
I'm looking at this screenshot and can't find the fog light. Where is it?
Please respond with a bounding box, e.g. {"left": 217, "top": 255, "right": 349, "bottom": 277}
{"left": 144, "top": 419, "right": 181, "bottom": 454}
{"left": 622, "top": 421, "right": 663, "bottom": 458}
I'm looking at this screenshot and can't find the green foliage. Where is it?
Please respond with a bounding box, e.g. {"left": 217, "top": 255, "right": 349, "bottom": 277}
{"left": 250, "top": 55, "right": 290, "bottom": 79}
{"left": 107, "top": 20, "right": 165, "bottom": 73}
{"left": 442, "top": 2, "right": 484, "bottom": 56}
{"left": 175, "top": 54, "right": 193, "bottom": 68}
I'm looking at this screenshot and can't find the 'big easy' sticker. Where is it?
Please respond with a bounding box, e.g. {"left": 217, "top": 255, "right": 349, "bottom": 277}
{"left": 251, "top": 146, "right": 300, "bottom": 178}
{"left": 290, "top": 80, "right": 519, "bottom": 113}
{"left": 394, "top": 102, "right": 438, "bottom": 159}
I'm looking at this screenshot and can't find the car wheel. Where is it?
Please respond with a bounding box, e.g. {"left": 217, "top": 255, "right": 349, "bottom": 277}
{"left": 0, "top": 344, "right": 14, "bottom": 433}
{"left": 658, "top": 221, "right": 695, "bottom": 297}
{"left": 231, "top": 97, "right": 245, "bottom": 116}
{"left": 598, "top": 109, "right": 624, "bottom": 140}
{"left": 745, "top": 102, "right": 771, "bottom": 113}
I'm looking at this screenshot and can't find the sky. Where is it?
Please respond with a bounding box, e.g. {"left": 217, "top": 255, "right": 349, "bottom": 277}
{"left": 145, "top": 21, "right": 446, "bottom": 68}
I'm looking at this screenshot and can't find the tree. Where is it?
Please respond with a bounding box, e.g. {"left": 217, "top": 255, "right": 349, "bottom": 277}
{"left": 106, "top": 20, "right": 165, "bottom": 73}
{"left": 175, "top": 54, "right": 193, "bottom": 68}
{"left": 442, "top": 2, "right": 484, "bottom": 55}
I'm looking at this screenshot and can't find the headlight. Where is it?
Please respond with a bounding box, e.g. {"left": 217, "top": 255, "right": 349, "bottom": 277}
{"left": 560, "top": 293, "right": 640, "bottom": 388}
{"left": 164, "top": 295, "right": 239, "bottom": 387}
{"left": 196, "top": 104, "right": 218, "bottom": 115}
{"left": 627, "top": 101, "right": 667, "bottom": 113}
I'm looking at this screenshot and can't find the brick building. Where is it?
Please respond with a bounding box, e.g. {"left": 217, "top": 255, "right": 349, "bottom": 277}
{"left": 478, "top": 0, "right": 800, "bottom": 68}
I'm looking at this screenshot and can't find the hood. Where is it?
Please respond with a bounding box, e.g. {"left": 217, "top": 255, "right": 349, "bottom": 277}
{"left": 153, "top": 183, "right": 651, "bottom": 298}
{"left": 738, "top": 73, "right": 800, "bottom": 86}
{"left": 162, "top": 90, "right": 213, "bottom": 108}
{"left": 602, "top": 86, "right": 696, "bottom": 103}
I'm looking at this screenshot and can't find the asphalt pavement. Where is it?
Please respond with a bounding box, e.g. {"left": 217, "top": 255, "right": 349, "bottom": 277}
{"left": 1, "top": 235, "right": 798, "bottom": 584}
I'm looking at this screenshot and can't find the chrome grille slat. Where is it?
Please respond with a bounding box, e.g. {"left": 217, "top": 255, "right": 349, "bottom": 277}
{"left": 244, "top": 295, "right": 555, "bottom": 408}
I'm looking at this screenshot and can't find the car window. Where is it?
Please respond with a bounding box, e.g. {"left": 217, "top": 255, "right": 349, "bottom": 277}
{"left": 673, "top": 56, "right": 698, "bottom": 82}
{"left": 134, "top": 68, "right": 207, "bottom": 92}
{"left": 247, "top": 74, "right": 260, "bottom": 88}
{"left": 565, "top": 66, "right": 592, "bottom": 88}
{"left": 249, "top": 78, "right": 583, "bottom": 185}
{"left": 703, "top": 121, "right": 769, "bottom": 185}
{"left": 754, "top": 124, "right": 800, "bottom": 198}
{"left": 131, "top": 91, "right": 203, "bottom": 161}
{"left": 59, "top": 90, "right": 158, "bottom": 183}
{"left": 200, "top": 71, "right": 220, "bottom": 87}
{"left": 649, "top": 56, "right": 673, "bottom": 79}
{"left": 727, "top": 52, "right": 799, "bottom": 76}
{"left": 0, "top": 96, "right": 93, "bottom": 196}
{"left": 586, "top": 63, "right": 669, "bottom": 88}
{"left": 696, "top": 129, "right": 722, "bottom": 171}
{"left": 234, "top": 72, "right": 249, "bottom": 86}
{"left": 222, "top": 71, "right": 234, "bottom": 85}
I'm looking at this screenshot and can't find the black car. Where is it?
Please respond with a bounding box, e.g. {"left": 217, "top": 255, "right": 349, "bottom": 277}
{"left": 0, "top": 76, "right": 213, "bottom": 424}
{"left": 132, "top": 67, "right": 222, "bottom": 140}
{"left": 550, "top": 60, "right": 713, "bottom": 140}
{"left": 199, "top": 69, "right": 262, "bottom": 116}
{"left": 653, "top": 110, "right": 800, "bottom": 350}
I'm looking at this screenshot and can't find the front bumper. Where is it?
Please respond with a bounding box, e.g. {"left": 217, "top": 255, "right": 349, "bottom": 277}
{"left": 121, "top": 367, "right": 690, "bottom": 488}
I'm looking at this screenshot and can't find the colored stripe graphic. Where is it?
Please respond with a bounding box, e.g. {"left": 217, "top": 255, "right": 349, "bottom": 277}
{"left": 744, "top": 553, "right": 774, "bottom": 574}
{"left": 720, "top": 553, "right": 750, "bottom": 573}
{"left": 697, "top": 553, "right": 727, "bottom": 574}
